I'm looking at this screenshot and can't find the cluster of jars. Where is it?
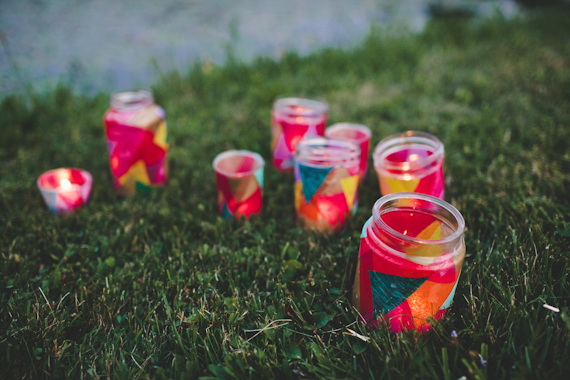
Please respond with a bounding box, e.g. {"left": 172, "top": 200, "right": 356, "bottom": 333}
{"left": 42, "top": 91, "right": 465, "bottom": 334}
{"left": 266, "top": 97, "right": 465, "bottom": 333}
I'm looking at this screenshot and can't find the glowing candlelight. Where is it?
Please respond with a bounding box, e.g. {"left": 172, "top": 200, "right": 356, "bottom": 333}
{"left": 60, "top": 178, "right": 72, "bottom": 190}
{"left": 37, "top": 168, "right": 92, "bottom": 214}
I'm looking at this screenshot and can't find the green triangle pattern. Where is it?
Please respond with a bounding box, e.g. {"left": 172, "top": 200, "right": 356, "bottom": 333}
{"left": 298, "top": 164, "right": 332, "bottom": 203}
{"left": 221, "top": 202, "right": 233, "bottom": 218}
{"left": 369, "top": 271, "right": 428, "bottom": 316}
{"left": 136, "top": 181, "right": 151, "bottom": 193}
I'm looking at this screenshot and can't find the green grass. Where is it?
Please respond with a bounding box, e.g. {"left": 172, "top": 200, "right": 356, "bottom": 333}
{"left": 2, "top": 8, "right": 570, "bottom": 380}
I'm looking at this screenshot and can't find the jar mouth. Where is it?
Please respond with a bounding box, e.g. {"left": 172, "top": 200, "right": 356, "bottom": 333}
{"left": 273, "top": 97, "right": 329, "bottom": 117}
{"left": 371, "top": 192, "right": 465, "bottom": 245}
{"left": 325, "top": 123, "right": 372, "bottom": 144}
{"left": 111, "top": 90, "right": 154, "bottom": 111}
{"left": 295, "top": 138, "right": 360, "bottom": 168}
{"left": 373, "top": 131, "right": 444, "bottom": 172}
{"left": 213, "top": 150, "right": 265, "bottom": 178}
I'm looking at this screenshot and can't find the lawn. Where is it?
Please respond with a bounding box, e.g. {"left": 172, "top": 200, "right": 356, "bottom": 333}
{"left": 1, "top": 7, "right": 570, "bottom": 380}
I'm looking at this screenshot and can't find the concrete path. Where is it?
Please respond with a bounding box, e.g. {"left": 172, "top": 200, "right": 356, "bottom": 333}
{"left": 0, "top": 0, "right": 518, "bottom": 95}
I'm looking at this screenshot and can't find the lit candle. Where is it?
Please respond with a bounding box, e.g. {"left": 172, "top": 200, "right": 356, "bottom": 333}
{"left": 60, "top": 178, "right": 72, "bottom": 189}
{"left": 271, "top": 97, "right": 328, "bottom": 171}
{"left": 37, "top": 168, "right": 93, "bottom": 214}
{"left": 373, "top": 131, "right": 445, "bottom": 199}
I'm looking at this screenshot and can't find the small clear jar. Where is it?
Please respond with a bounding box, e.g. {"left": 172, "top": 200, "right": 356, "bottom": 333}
{"left": 103, "top": 90, "right": 168, "bottom": 195}
{"left": 213, "top": 150, "right": 265, "bottom": 219}
{"left": 294, "top": 138, "right": 360, "bottom": 233}
{"left": 271, "top": 97, "right": 328, "bottom": 171}
{"left": 325, "top": 123, "right": 372, "bottom": 182}
{"left": 373, "top": 131, "right": 444, "bottom": 199}
{"left": 352, "top": 192, "right": 465, "bottom": 332}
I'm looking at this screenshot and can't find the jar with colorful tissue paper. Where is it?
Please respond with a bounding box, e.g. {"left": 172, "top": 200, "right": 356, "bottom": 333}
{"left": 352, "top": 193, "right": 465, "bottom": 332}
{"left": 294, "top": 138, "right": 360, "bottom": 233}
{"left": 103, "top": 90, "right": 168, "bottom": 195}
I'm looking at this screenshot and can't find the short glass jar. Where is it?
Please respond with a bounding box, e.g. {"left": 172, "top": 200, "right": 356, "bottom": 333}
{"left": 213, "top": 150, "right": 265, "bottom": 219}
{"left": 373, "top": 131, "right": 444, "bottom": 199}
{"left": 352, "top": 192, "right": 465, "bottom": 332}
{"left": 325, "top": 123, "right": 372, "bottom": 182}
{"left": 271, "top": 97, "right": 328, "bottom": 171}
{"left": 294, "top": 138, "right": 360, "bottom": 233}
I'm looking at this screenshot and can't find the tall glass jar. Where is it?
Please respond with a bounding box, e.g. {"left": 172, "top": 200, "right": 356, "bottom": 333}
{"left": 103, "top": 90, "right": 168, "bottom": 195}
{"left": 373, "top": 131, "right": 444, "bottom": 199}
{"left": 352, "top": 193, "right": 465, "bottom": 332}
{"left": 294, "top": 138, "right": 360, "bottom": 233}
{"left": 271, "top": 97, "right": 328, "bottom": 171}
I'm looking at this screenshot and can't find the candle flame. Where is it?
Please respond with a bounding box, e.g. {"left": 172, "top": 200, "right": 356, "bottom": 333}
{"left": 409, "top": 153, "right": 419, "bottom": 162}
{"left": 402, "top": 162, "right": 410, "bottom": 170}
{"left": 403, "top": 174, "right": 412, "bottom": 181}
{"left": 60, "top": 178, "right": 72, "bottom": 189}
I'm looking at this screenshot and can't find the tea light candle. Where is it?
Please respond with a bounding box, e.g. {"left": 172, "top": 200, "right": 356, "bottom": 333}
{"left": 373, "top": 131, "right": 445, "bottom": 199}
{"left": 37, "top": 168, "right": 93, "bottom": 214}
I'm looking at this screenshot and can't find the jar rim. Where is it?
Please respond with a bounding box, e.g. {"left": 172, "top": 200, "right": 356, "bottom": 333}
{"left": 373, "top": 131, "right": 444, "bottom": 171}
{"left": 111, "top": 90, "right": 154, "bottom": 111}
{"left": 325, "top": 123, "right": 372, "bottom": 144}
{"left": 213, "top": 150, "right": 265, "bottom": 178}
{"left": 295, "top": 138, "right": 360, "bottom": 168}
{"left": 272, "top": 96, "right": 329, "bottom": 116}
{"left": 371, "top": 192, "right": 465, "bottom": 245}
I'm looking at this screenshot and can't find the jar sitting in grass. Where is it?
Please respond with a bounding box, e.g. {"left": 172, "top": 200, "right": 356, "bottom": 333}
{"left": 352, "top": 193, "right": 465, "bottom": 332}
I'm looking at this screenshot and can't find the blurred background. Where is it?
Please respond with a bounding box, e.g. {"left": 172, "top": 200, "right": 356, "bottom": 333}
{"left": 0, "top": 0, "right": 521, "bottom": 96}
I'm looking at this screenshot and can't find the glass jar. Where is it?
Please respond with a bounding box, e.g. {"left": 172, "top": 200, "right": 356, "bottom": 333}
{"left": 325, "top": 123, "right": 372, "bottom": 182}
{"left": 271, "top": 97, "right": 328, "bottom": 171}
{"left": 213, "top": 150, "right": 265, "bottom": 219}
{"left": 373, "top": 131, "right": 444, "bottom": 199}
{"left": 294, "top": 138, "right": 360, "bottom": 233}
{"left": 352, "top": 192, "right": 465, "bottom": 332}
{"left": 37, "top": 168, "right": 93, "bottom": 214}
{"left": 103, "top": 90, "right": 168, "bottom": 195}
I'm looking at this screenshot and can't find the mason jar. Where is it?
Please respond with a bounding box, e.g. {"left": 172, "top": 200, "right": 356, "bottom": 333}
{"left": 103, "top": 90, "right": 168, "bottom": 195}
{"left": 294, "top": 138, "right": 360, "bottom": 233}
{"left": 352, "top": 192, "right": 465, "bottom": 332}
